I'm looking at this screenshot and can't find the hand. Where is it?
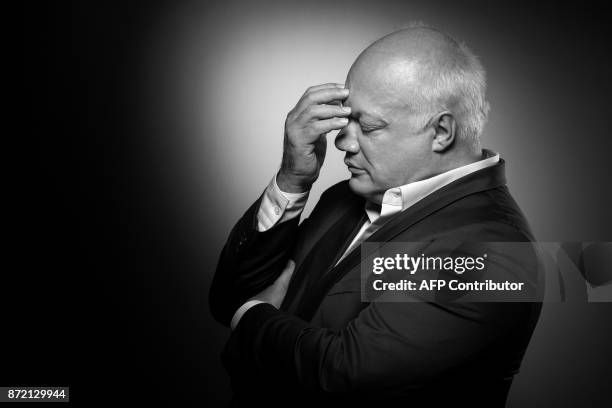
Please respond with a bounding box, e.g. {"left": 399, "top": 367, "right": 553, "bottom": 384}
{"left": 278, "top": 83, "right": 351, "bottom": 193}
{"left": 250, "top": 260, "right": 296, "bottom": 308}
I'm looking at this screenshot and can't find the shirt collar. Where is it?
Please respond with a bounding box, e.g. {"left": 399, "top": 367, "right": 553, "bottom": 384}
{"left": 365, "top": 149, "right": 500, "bottom": 224}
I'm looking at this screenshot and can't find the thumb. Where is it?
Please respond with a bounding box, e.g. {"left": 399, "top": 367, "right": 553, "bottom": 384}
{"left": 277, "top": 260, "right": 295, "bottom": 288}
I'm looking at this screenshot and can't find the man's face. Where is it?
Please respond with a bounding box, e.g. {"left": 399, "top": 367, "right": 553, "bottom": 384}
{"left": 335, "top": 66, "right": 434, "bottom": 203}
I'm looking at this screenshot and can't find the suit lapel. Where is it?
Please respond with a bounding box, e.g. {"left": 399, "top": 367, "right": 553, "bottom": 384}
{"left": 297, "top": 159, "right": 507, "bottom": 321}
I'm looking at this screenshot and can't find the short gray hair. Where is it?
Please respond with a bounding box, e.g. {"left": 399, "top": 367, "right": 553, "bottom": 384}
{"left": 407, "top": 25, "right": 490, "bottom": 150}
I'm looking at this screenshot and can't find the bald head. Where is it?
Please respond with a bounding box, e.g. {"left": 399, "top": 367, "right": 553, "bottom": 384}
{"left": 354, "top": 26, "right": 463, "bottom": 72}
{"left": 347, "top": 26, "right": 489, "bottom": 150}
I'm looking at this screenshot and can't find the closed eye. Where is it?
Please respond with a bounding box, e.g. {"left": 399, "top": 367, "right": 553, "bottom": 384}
{"left": 360, "top": 123, "right": 382, "bottom": 134}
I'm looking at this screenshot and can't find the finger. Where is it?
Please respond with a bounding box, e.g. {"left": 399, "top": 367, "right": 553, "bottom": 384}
{"left": 327, "top": 100, "right": 344, "bottom": 107}
{"left": 304, "top": 83, "right": 344, "bottom": 94}
{"left": 308, "top": 117, "right": 349, "bottom": 135}
{"left": 280, "top": 260, "right": 295, "bottom": 280}
{"left": 295, "top": 87, "right": 349, "bottom": 114}
{"left": 276, "top": 260, "right": 296, "bottom": 288}
{"left": 298, "top": 104, "right": 351, "bottom": 122}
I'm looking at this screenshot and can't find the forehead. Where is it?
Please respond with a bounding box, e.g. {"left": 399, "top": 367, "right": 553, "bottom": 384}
{"left": 345, "top": 59, "right": 417, "bottom": 118}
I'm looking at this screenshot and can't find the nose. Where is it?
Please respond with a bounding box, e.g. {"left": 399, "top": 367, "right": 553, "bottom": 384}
{"left": 335, "top": 121, "right": 360, "bottom": 154}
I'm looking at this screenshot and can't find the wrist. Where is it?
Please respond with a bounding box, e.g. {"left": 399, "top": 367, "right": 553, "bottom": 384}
{"left": 276, "top": 170, "right": 312, "bottom": 193}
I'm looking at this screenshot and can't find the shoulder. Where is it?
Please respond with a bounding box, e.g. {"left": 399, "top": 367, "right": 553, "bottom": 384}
{"left": 430, "top": 185, "right": 536, "bottom": 242}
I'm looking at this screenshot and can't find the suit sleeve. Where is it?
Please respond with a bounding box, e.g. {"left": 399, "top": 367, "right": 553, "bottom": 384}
{"left": 209, "top": 193, "right": 301, "bottom": 327}
{"left": 221, "top": 240, "right": 542, "bottom": 396}
{"left": 224, "top": 300, "right": 538, "bottom": 394}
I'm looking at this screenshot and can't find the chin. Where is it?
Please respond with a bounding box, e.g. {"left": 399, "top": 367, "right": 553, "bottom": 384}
{"left": 348, "top": 176, "right": 377, "bottom": 201}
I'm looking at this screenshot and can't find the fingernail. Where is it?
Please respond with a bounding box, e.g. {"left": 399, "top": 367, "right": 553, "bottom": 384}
{"left": 342, "top": 106, "right": 352, "bottom": 113}
{"left": 339, "top": 118, "right": 349, "bottom": 123}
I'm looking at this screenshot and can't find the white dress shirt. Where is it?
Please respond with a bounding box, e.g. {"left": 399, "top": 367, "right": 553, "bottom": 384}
{"left": 230, "top": 150, "right": 500, "bottom": 329}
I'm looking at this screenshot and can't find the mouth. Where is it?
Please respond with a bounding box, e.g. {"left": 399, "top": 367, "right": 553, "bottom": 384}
{"left": 345, "top": 161, "right": 366, "bottom": 175}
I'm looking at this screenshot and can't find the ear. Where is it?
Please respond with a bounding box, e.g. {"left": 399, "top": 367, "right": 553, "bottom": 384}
{"left": 430, "top": 112, "right": 456, "bottom": 153}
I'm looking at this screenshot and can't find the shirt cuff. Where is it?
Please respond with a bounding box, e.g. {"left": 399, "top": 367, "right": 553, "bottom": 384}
{"left": 230, "top": 300, "right": 266, "bottom": 330}
{"left": 256, "top": 173, "right": 309, "bottom": 231}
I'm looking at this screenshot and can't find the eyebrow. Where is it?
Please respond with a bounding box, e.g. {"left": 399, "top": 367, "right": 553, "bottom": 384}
{"left": 355, "top": 112, "right": 388, "bottom": 127}
{"left": 342, "top": 99, "right": 389, "bottom": 126}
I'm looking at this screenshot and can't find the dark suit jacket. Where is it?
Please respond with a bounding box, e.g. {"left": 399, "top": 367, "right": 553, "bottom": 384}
{"left": 210, "top": 159, "right": 543, "bottom": 407}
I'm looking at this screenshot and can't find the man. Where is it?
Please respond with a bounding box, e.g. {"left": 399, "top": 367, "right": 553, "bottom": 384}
{"left": 210, "top": 26, "right": 543, "bottom": 407}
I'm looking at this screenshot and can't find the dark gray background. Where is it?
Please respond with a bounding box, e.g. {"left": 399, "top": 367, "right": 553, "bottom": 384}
{"left": 22, "top": 0, "right": 611, "bottom": 406}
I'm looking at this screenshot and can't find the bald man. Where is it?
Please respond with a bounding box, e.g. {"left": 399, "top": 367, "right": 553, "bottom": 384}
{"left": 210, "top": 27, "right": 543, "bottom": 407}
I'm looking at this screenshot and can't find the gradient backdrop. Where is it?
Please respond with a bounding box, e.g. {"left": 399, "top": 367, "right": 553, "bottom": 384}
{"left": 25, "top": 0, "right": 611, "bottom": 406}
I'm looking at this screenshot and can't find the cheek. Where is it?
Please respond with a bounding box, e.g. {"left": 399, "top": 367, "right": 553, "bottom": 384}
{"left": 357, "top": 136, "right": 383, "bottom": 167}
{"left": 359, "top": 138, "right": 395, "bottom": 171}
{"left": 372, "top": 156, "right": 405, "bottom": 186}
{"left": 361, "top": 136, "right": 416, "bottom": 185}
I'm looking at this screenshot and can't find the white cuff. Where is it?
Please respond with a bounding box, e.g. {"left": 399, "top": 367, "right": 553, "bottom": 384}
{"left": 230, "top": 300, "right": 266, "bottom": 330}
{"left": 256, "top": 173, "right": 309, "bottom": 231}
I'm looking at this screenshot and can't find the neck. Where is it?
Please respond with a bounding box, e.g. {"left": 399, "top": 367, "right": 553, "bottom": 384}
{"left": 430, "top": 146, "right": 482, "bottom": 176}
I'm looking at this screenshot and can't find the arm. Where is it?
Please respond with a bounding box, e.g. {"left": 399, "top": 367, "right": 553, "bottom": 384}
{"left": 208, "top": 186, "right": 301, "bottom": 327}
{"left": 224, "top": 301, "right": 531, "bottom": 394}
{"left": 221, "top": 242, "right": 542, "bottom": 395}
{"left": 209, "top": 83, "right": 351, "bottom": 327}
